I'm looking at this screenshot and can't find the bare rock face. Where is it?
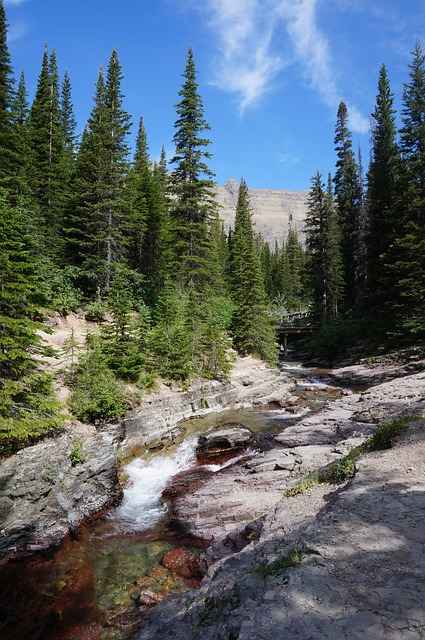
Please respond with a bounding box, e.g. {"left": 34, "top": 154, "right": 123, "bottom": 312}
{"left": 0, "top": 423, "right": 122, "bottom": 559}
{"left": 214, "top": 179, "right": 309, "bottom": 246}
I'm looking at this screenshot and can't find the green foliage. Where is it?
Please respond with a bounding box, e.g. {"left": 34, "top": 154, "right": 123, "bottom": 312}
{"left": 67, "top": 340, "right": 128, "bottom": 423}
{"left": 284, "top": 479, "right": 317, "bottom": 497}
{"left": 366, "top": 416, "right": 413, "bottom": 450}
{"left": 305, "top": 172, "right": 344, "bottom": 326}
{"left": 252, "top": 547, "right": 303, "bottom": 578}
{"left": 0, "top": 190, "right": 64, "bottom": 451}
{"left": 169, "top": 47, "right": 221, "bottom": 292}
{"left": 308, "top": 320, "right": 358, "bottom": 362}
{"left": 229, "top": 179, "right": 278, "bottom": 364}
{"left": 39, "top": 264, "right": 82, "bottom": 315}
{"left": 85, "top": 300, "right": 108, "bottom": 323}
{"left": 285, "top": 417, "right": 414, "bottom": 495}
{"left": 70, "top": 437, "right": 85, "bottom": 466}
{"left": 100, "top": 276, "right": 149, "bottom": 382}
{"left": 333, "top": 101, "right": 361, "bottom": 306}
{"left": 197, "top": 595, "right": 232, "bottom": 626}
{"left": 66, "top": 50, "right": 132, "bottom": 297}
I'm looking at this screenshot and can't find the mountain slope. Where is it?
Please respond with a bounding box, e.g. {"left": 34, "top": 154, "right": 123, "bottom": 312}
{"left": 214, "top": 178, "right": 309, "bottom": 246}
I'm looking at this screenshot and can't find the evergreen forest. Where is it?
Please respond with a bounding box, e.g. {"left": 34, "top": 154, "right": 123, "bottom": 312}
{"left": 0, "top": 1, "right": 423, "bottom": 451}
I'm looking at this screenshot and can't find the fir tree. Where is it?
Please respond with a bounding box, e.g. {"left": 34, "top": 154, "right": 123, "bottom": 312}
{"left": 305, "top": 172, "right": 344, "bottom": 325}
{"left": 128, "top": 116, "right": 166, "bottom": 304}
{"left": 284, "top": 215, "right": 305, "bottom": 311}
{"left": 68, "top": 50, "right": 132, "bottom": 297}
{"left": 100, "top": 275, "right": 147, "bottom": 381}
{"left": 229, "top": 179, "right": 277, "bottom": 363}
{"left": 28, "top": 47, "right": 67, "bottom": 254}
{"left": 11, "top": 69, "right": 31, "bottom": 201}
{"left": 388, "top": 42, "right": 425, "bottom": 337}
{"left": 333, "top": 101, "right": 360, "bottom": 306}
{"left": 366, "top": 64, "right": 400, "bottom": 309}
{"left": 0, "top": 1, "right": 24, "bottom": 200}
{"left": 170, "top": 47, "right": 220, "bottom": 290}
{"left": 149, "top": 281, "right": 193, "bottom": 381}
{"left": 0, "top": 189, "right": 61, "bottom": 444}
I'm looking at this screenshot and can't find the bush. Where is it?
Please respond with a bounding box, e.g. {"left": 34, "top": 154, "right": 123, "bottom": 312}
{"left": 84, "top": 300, "right": 108, "bottom": 323}
{"left": 67, "top": 348, "right": 128, "bottom": 423}
{"left": 308, "top": 320, "right": 358, "bottom": 362}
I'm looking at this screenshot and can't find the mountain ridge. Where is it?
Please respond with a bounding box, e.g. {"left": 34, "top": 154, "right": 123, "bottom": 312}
{"left": 214, "top": 178, "right": 309, "bottom": 246}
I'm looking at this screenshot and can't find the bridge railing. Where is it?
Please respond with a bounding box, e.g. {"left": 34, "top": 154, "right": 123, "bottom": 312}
{"left": 278, "top": 310, "right": 314, "bottom": 328}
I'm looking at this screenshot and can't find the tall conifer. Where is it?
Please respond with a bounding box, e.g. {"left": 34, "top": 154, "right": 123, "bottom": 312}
{"left": 366, "top": 65, "right": 399, "bottom": 309}
{"left": 229, "top": 179, "right": 277, "bottom": 362}
{"left": 69, "top": 50, "right": 132, "bottom": 297}
{"left": 0, "top": 1, "right": 24, "bottom": 200}
{"left": 170, "top": 47, "right": 220, "bottom": 290}
{"left": 305, "top": 172, "right": 344, "bottom": 325}
{"left": 333, "top": 101, "right": 360, "bottom": 306}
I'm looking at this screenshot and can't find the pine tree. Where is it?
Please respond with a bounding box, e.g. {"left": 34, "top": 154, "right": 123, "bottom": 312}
{"left": 333, "top": 101, "right": 360, "bottom": 306}
{"left": 388, "top": 42, "right": 425, "bottom": 337}
{"left": 149, "top": 281, "right": 193, "bottom": 381}
{"left": 284, "top": 215, "right": 305, "bottom": 311}
{"left": 11, "top": 69, "right": 31, "bottom": 201}
{"left": 229, "top": 179, "right": 277, "bottom": 362}
{"left": 305, "top": 172, "right": 344, "bottom": 326}
{"left": 68, "top": 50, "right": 132, "bottom": 297}
{"left": 353, "top": 145, "right": 368, "bottom": 304}
{"left": 59, "top": 71, "right": 77, "bottom": 197}
{"left": 0, "top": 189, "right": 61, "bottom": 444}
{"left": 28, "top": 47, "right": 67, "bottom": 254}
{"left": 0, "top": 1, "right": 24, "bottom": 200}
{"left": 366, "top": 64, "right": 400, "bottom": 309}
{"left": 170, "top": 47, "right": 220, "bottom": 290}
{"left": 128, "top": 116, "right": 166, "bottom": 304}
{"left": 100, "top": 275, "right": 147, "bottom": 381}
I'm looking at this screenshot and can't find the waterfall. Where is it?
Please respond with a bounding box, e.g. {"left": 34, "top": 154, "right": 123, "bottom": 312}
{"left": 111, "top": 437, "right": 198, "bottom": 531}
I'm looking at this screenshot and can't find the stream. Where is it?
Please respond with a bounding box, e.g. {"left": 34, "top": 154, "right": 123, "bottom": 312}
{"left": 0, "top": 362, "right": 346, "bottom": 640}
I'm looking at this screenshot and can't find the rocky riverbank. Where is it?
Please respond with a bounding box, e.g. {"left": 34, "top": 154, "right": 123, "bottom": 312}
{"left": 0, "top": 356, "right": 294, "bottom": 560}
{"left": 131, "top": 359, "right": 425, "bottom": 639}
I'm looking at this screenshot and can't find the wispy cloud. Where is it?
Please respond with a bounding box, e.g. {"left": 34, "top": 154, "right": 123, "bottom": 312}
{"left": 278, "top": 151, "right": 301, "bottom": 167}
{"left": 195, "top": 0, "right": 369, "bottom": 132}
{"left": 4, "top": 0, "right": 29, "bottom": 6}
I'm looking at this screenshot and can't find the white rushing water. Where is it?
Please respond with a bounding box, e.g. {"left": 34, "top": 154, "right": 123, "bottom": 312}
{"left": 111, "top": 437, "right": 198, "bottom": 532}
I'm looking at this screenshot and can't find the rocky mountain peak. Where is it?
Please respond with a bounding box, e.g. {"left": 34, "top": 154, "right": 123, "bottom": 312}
{"left": 214, "top": 179, "right": 309, "bottom": 247}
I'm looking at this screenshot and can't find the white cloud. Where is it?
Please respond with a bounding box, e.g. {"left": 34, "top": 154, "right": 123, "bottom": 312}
{"left": 195, "top": 0, "right": 369, "bottom": 132}
{"left": 4, "top": 0, "right": 29, "bottom": 6}
{"left": 278, "top": 151, "right": 301, "bottom": 167}
{"left": 7, "top": 21, "right": 27, "bottom": 42}
{"left": 201, "top": 0, "right": 287, "bottom": 113}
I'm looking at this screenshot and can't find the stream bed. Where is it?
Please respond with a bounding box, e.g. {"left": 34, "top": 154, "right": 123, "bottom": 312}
{"left": 0, "top": 364, "right": 346, "bottom": 640}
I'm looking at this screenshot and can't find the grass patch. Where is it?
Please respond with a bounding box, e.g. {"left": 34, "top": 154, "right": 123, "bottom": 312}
{"left": 251, "top": 547, "right": 303, "bottom": 578}
{"left": 197, "top": 595, "right": 232, "bottom": 626}
{"left": 284, "top": 416, "right": 414, "bottom": 496}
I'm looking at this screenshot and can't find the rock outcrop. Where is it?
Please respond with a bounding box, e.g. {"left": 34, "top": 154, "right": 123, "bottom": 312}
{"left": 0, "top": 422, "right": 122, "bottom": 559}
{"left": 131, "top": 368, "right": 425, "bottom": 640}
{"left": 214, "top": 179, "right": 308, "bottom": 246}
{"left": 0, "top": 356, "right": 293, "bottom": 560}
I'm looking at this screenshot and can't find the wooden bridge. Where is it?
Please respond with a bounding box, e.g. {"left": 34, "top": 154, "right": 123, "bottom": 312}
{"left": 275, "top": 311, "right": 319, "bottom": 356}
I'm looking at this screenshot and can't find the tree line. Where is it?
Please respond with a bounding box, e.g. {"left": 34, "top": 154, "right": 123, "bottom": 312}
{"left": 0, "top": 3, "right": 279, "bottom": 447}
{"left": 304, "top": 50, "right": 425, "bottom": 350}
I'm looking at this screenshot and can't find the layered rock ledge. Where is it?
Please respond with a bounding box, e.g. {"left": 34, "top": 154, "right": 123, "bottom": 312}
{"left": 0, "top": 356, "right": 293, "bottom": 560}
{"left": 131, "top": 367, "right": 425, "bottom": 640}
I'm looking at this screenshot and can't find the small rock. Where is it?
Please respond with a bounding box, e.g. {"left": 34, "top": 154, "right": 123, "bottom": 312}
{"left": 162, "top": 548, "right": 201, "bottom": 579}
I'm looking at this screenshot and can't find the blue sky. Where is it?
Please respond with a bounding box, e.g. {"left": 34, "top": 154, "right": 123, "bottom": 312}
{"left": 4, "top": 0, "right": 425, "bottom": 190}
